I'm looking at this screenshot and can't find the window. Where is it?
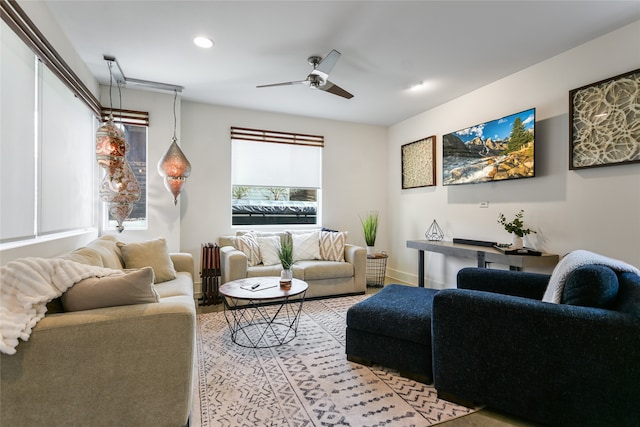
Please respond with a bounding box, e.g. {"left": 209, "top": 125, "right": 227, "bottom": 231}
{"left": 231, "top": 127, "right": 323, "bottom": 226}
{"left": 1, "top": 21, "right": 94, "bottom": 243}
{"left": 101, "top": 109, "right": 149, "bottom": 231}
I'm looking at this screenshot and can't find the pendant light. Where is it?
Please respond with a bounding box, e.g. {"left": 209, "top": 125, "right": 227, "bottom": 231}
{"left": 95, "top": 62, "right": 141, "bottom": 232}
{"left": 158, "top": 90, "right": 191, "bottom": 205}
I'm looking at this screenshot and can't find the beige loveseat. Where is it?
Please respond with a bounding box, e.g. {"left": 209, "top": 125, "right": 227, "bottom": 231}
{"left": 0, "top": 235, "right": 195, "bottom": 427}
{"left": 219, "top": 230, "right": 366, "bottom": 299}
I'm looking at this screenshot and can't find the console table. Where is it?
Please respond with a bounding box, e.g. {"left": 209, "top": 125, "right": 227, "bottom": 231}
{"left": 406, "top": 240, "right": 559, "bottom": 288}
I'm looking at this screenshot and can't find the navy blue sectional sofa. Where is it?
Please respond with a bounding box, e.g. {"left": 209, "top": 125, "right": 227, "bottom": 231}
{"left": 432, "top": 266, "right": 640, "bottom": 427}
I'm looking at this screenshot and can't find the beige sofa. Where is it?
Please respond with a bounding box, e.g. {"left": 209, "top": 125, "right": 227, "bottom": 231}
{"left": 0, "top": 235, "right": 195, "bottom": 427}
{"left": 219, "top": 230, "right": 366, "bottom": 299}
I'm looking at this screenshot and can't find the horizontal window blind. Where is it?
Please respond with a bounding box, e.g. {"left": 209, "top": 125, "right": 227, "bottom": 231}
{"left": 231, "top": 127, "right": 324, "bottom": 147}
{"left": 101, "top": 108, "right": 149, "bottom": 127}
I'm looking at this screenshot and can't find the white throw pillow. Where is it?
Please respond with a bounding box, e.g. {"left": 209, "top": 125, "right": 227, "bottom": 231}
{"left": 292, "top": 231, "right": 321, "bottom": 262}
{"left": 320, "top": 231, "right": 348, "bottom": 262}
{"left": 235, "top": 231, "right": 261, "bottom": 266}
{"left": 257, "top": 235, "right": 281, "bottom": 266}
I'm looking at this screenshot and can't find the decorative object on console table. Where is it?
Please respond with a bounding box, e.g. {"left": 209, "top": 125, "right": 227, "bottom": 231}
{"left": 425, "top": 219, "right": 444, "bottom": 241}
{"left": 569, "top": 68, "right": 640, "bottom": 170}
{"left": 401, "top": 135, "right": 436, "bottom": 189}
{"left": 497, "top": 209, "right": 536, "bottom": 249}
{"left": 277, "top": 239, "right": 294, "bottom": 290}
{"left": 366, "top": 252, "right": 388, "bottom": 288}
{"left": 158, "top": 90, "right": 191, "bottom": 205}
{"left": 360, "top": 211, "right": 379, "bottom": 255}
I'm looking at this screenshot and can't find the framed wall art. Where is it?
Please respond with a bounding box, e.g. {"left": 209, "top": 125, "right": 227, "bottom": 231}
{"left": 401, "top": 135, "right": 436, "bottom": 189}
{"left": 569, "top": 68, "right": 640, "bottom": 170}
{"left": 442, "top": 108, "right": 536, "bottom": 185}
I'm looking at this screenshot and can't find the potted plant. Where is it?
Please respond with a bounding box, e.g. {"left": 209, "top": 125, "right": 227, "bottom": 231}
{"left": 497, "top": 209, "right": 536, "bottom": 248}
{"left": 277, "top": 239, "right": 294, "bottom": 290}
{"left": 360, "top": 211, "right": 379, "bottom": 255}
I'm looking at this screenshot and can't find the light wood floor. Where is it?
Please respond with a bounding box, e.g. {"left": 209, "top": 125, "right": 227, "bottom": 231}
{"left": 195, "top": 280, "right": 541, "bottom": 426}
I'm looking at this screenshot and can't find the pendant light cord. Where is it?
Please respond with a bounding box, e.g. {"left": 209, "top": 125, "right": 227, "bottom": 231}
{"left": 173, "top": 89, "right": 178, "bottom": 140}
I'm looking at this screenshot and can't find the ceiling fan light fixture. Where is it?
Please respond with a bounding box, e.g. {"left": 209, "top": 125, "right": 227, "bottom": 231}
{"left": 193, "top": 36, "right": 214, "bottom": 48}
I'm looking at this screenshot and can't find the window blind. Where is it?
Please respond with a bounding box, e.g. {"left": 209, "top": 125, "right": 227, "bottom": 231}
{"left": 231, "top": 127, "right": 323, "bottom": 188}
{"left": 0, "top": 21, "right": 36, "bottom": 241}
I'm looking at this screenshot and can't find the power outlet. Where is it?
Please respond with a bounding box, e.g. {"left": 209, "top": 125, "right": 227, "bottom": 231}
{"left": 480, "top": 201, "right": 489, "bottom": 208}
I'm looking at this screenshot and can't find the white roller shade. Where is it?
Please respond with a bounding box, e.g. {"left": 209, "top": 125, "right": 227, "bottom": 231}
{"left": 1, "top": 22, "right": 36, "bottom": 241}
{"left": 232, "top": 139, "right": 322, "bottom": 188}
{"left": 39, "top": 65, "right": 94, "bottom": 234}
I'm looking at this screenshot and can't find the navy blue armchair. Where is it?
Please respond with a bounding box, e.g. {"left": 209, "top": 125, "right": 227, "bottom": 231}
{"left": 432, "top": 266, "right": 640, "bottom": 427}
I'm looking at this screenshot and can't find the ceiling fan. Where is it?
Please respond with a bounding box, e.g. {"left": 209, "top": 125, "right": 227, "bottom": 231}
{"left": 257, "top": 49, "right": 354, "bottom": 99}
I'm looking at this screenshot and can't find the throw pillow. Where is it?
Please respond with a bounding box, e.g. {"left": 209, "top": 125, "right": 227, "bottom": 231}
{"left": 320, "top": 230, "right": 348, "bottom": 262}
{"left": 118, "top": 238, "right": 177, "bottom": 283}
{"left": 562, "top": 265, "right": 619, "bottom": 309}
{"left": 292, "top": 230, "right": 321, "bottom": 262}
{"left": 62, "top": 267, "right": 159, "bottom": 312}
{"left": 257, "top": 235, "right": 281, "bottom": 266}
{"left": 235, "top": 231, "right": 261, "bottom": 266}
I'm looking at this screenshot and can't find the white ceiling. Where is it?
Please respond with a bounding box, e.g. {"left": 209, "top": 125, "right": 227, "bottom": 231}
{"left": 44, "top": 1, "right": 640, "bottom": 127}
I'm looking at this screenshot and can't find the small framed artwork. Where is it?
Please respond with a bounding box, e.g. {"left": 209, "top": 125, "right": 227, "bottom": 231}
{"left": 569, "top": 68, "right": 640, "bottom": 170}
{"left": 401, "top": 135, "right": 436, "bottom": 189}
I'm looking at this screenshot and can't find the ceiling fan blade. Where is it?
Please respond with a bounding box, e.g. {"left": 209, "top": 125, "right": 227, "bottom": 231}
{"left": 256, "top": 80, "right": 305, "bottom": 88}
{"left": 321, "top": 81, "right": 353, "bottom": 99}
{"left": 315, "top": 49, "right": 341, "bottom": 75}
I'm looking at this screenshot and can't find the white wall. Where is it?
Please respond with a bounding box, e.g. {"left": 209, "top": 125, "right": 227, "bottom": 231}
{"left": 387, "top": 21, "right": 640, "bottom": 288}
{"left": 180, "top": 103, "right": 388, "bottom": 280}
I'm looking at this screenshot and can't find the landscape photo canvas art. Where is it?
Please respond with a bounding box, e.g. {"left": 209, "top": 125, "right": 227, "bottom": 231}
{"left": 443, "top": 108, "right": 536, "bottom": 185}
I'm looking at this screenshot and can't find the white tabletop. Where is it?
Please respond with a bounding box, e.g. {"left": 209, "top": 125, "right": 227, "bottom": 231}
{"left": 219, "top": 277, "right": 308, "bottom": 300}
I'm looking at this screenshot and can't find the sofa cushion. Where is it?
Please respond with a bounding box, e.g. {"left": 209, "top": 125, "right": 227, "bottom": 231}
{"left": 118, "top": 238, "right": 177, "bottom": 283}
{"left": 615, "top": 272, "right": 640, "bottom": 318}
{"left": 60, "top": 246, "right": 105, "bottom": 267}
{"left": 292, "top": 231, "right": 320, "bottom": 262}
{"left": 86, "top": 235, "right": 125, "bottom": 269}
{"left": 562, "top": 265, "right": 619, "bottom": 309}
{"left": 236, "top": 231, "right": 261, "bottom": 267}
{"left": 61, "top": 267, "right": 159, "bottom": 311}
{"left": 154, "top": 272, "right": 195, "bottom": 299}
{"left": 257, "top": 235, "right": 281, "bottom": 266}
{"left": 295, "top": 260, "right": 353, "bottom": 281}
{"left": 320, "top": 231, "right": 347, "bottom": 262}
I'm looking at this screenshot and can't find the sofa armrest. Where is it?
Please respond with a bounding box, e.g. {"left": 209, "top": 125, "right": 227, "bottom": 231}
{"left": 457, "top": 267, "right": 550, "bottom": 300}
{"left": 1, "top": 299, "right": 196, "bottom": 426}
{"left": 171, "top": 252, "right": 194, "bottom": 276}
{"left": 432, "top": 289, "right": 640, "bottom": 426}
{"left": 220, "top": 245, "right": 247, "bottom": 283}
{"left": 345, "top": 244, "right": 366, "bottom": 290}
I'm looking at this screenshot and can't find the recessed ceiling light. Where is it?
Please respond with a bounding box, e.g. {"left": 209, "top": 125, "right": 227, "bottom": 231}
{"left": 194, "top": 36, "right": 214, "bottom": 49}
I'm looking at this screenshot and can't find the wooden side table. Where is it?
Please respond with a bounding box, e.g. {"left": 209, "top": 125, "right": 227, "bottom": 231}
{"left": 366, "top": 253, "right": 388, "bottom": 287}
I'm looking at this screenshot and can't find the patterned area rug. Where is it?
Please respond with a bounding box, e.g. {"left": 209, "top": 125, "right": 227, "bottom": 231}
{"left": 193, "top": 294, "right": 476, "bottom": 426}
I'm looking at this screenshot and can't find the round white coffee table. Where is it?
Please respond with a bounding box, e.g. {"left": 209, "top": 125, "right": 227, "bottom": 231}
{"left": 219, "top": 277, "right": 308, "bottom": 348}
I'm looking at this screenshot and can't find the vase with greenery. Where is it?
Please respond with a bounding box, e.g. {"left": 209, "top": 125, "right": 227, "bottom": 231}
{"left": 497, "top": 209, "right": 536, "bottom": 248}
{"left": 360, "top": 211, "right": 379, "bottom": 255}
{"left": 277, "top": 239, "right": 294, "bottom": 290}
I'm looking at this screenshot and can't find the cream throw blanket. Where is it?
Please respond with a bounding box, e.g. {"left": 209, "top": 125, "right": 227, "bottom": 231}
{"left": 542, "top": 250, "right": 640, "bottom": 304}
{"left": 0, "top": 257, "right": 123, "bottom": 355}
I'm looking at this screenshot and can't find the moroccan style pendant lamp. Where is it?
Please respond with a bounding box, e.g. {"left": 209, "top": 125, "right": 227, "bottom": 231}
{"left": 158, "top": 90, "right": 191, "bottom": 205}
{"left": 95, "top": 62, "right": 141, "bottom": 232}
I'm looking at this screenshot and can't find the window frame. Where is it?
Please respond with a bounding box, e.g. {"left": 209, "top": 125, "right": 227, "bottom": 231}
{"left": 230, "top": 127, "right": 324, "bottom": 228}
